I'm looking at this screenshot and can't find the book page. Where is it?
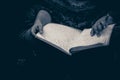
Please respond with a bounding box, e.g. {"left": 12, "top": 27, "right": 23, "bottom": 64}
{"left": 36, "top": 23, "right": 114, "bottom": 54}
{"left": 68, "top": 24, "right": 115, "bottom": 48}
{"left": 36, "top": 23, "right": 82, "bottom": 54}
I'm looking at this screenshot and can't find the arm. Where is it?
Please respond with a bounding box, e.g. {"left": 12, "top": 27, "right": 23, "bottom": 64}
{"left": 22, "top": 10, "right": 51, "bottom": 41}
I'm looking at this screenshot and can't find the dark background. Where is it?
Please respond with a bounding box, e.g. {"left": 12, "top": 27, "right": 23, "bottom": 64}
{"left": 2, "top": 0, "right": 41, "bottom": 79}
{"left": 2, "top": 0, "right": 120, "bottom": 80}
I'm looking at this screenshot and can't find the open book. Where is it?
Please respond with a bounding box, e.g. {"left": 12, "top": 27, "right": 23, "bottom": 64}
{"left": 35, "top": 23, "right": 115, "bottom": 55}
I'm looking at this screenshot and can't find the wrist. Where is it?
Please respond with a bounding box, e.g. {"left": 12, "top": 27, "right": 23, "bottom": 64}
{"left": 106, "top": 14, "right": 115, "bottom": 25}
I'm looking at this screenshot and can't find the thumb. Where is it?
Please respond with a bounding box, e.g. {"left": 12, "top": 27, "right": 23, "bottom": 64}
{"left": 39, "top": 25, "right": 43, "bottom": 34}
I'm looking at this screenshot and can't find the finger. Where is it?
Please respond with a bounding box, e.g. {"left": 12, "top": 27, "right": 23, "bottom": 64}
{"left": 96, "top": 22, "right": 104, "bottom": 37}
{"left": 97, "top": 23, "right": 104, "bottom": 37}
{"left": 96, "top": 27, "right": 101, "bottom": 37}
{"left": 90, "top": 28, "right": 95, "bottom": 36}
{"left": 39, "top": 25, "right": 43, "bottom": 34}
{"left": 91, "top": 23, "right": 98, "bottom": 36}
{"left": 100, "top": 22, "right": 104, "bottom": 29}
{"left": 97, "top": 23, "right": 104, "bottom": 34}
{"left": 93, "top": 25, "right": 99, "bottom": 35}
{"left": 35, "top": 26, "right": 40, "bottom": 33}
{"left": 100, "top": 22, "right": 107, "bottom": 29}
{"left": 97, "top": 23, "right": 103, "bottom": 31}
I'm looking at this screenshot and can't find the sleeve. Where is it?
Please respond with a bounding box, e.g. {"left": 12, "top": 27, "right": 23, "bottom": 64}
{"left": 108, "top": 0, "right": 120, "bottom": 24}
{"left": 94, "top": 0, "right": 120, "bottom": 25}
{"left": 24, "top": 5, "right": 52, "bottom": 30}
{"left": 19, "top": 5, "right": 43, "bottom": 42}
{"left": 19, "top": 4, "right": 53, "bottom": 48}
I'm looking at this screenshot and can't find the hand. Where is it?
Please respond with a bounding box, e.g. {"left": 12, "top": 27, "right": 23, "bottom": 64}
{"left": 90, "top": 14, "right": 114, "bottom": 37}
{"left": 31, "top": 21, "right": 43, "bottom": 36}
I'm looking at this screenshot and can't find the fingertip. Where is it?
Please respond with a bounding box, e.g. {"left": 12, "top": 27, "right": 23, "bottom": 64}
{"left": 40, "top": 30, "right": 43, "bottom": 34}
{"left": 90, "top": 31, "right": 93, "bottom": 36}
{"left": 90, "top": 29, "right": 94, "bottom": 36}
{"left": 39, "top": 27, "right": 43, "bottom": 34}
{"left": 97, "top": 33, "right": 101, "bottom": 37}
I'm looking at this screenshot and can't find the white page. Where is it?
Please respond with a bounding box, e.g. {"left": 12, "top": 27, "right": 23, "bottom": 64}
{"left": 36, "top": 23, "right": 82, "bottom": 53}
{"left": 36, "top": 23, "right": 114, "bottom": 54}
{"left": 69, "top": 24, "right": 115, "bottom": 48}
